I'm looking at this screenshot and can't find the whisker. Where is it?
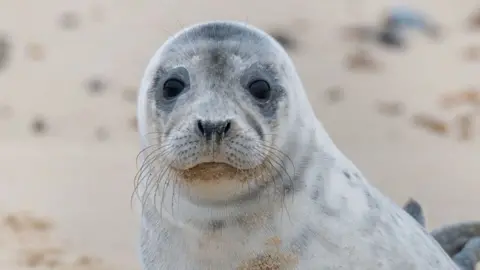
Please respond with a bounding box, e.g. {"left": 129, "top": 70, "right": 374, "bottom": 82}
{"left": 132, "top": 145, "right": 176, "bottom": 209}
{"left": 141, "top": 148, "right": 177, "bottom": 217}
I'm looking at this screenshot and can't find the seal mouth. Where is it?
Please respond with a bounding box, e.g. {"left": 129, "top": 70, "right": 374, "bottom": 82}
{"left": 173, "top": 161, "right": 274, "bottom": 205}
{"left": 176, "top": 162, "right": 248, "bottom": 183}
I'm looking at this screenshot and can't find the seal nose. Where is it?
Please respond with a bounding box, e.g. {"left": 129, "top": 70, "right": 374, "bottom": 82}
{"left": 196, "top": 120, "right": 231, "bottom": 140}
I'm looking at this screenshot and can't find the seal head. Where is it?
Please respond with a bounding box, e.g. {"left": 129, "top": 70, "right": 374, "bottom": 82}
{"left": 136, "top": 21, "right": 311, "bottom": 206}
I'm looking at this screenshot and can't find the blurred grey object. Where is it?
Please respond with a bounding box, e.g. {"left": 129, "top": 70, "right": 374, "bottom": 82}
{"left": 379, "top": 5, "right": 440, "bottom": 47}
{"left": 343, "top": 5, "right": 440, "bottom": 49}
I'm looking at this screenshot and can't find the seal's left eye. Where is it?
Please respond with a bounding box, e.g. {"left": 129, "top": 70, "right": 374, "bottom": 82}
{"left": 247, "top": 80, "right": 271, "bottom": 101}
{"left": 163, "top": 78, "right": 185, "bottom": 100}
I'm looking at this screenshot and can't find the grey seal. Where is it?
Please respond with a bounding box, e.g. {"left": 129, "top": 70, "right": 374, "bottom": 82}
{"left": 135, "top": 20, "right": 469, "bottom": 269}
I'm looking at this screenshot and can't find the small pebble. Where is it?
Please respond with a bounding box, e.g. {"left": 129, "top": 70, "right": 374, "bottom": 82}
{"left": 377, "top": 101, "right": 404, "bottom": 117}
{"left": 31, "top": 117, "right": 47, "bottom": 134}
{"left": 75, "top": 255, "right": 98, "bottom": 266}
{"left": 85, "top": 77, "right": 107, "bottom": 94}
{"left": 412, "top": 114, "right": 448, "bottom": 136}
{"left": 0, "top": 34, "right": 10, "bottom": 72}
{"left": 441, "top": 88, "right": 480, "bottom": 109}
{"left": 58, "top": 11, "right": 80, "bottom": 30}
{"left": 325, "top": 87, "right": 344, "bottom": 104}
{"left": 346, "top": 49, "right": 380, "bottom": 71}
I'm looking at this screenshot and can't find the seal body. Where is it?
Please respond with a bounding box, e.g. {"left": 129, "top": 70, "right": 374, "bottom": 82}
{"left": 135, "top": 21, "right": 459, "bottom": 269}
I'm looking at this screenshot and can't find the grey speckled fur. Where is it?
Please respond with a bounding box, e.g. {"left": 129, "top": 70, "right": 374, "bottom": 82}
{"left": 135, "top": 20, "right": 465, "bottom": 269}
{"left": 403, "top": 198, "right": 480, "bottom": 270}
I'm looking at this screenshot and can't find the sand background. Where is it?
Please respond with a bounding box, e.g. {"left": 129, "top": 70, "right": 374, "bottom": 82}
{"left": 0, "top": 0, "right": 479, "bottom": 269}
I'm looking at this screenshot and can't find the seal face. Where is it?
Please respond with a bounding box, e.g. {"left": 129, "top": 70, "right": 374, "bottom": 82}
{"left": 139, "top": 21, "right": 294, "bottom": 204}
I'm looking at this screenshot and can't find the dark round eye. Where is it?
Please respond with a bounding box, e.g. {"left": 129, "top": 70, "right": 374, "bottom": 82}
{"left": 162, "top": 78, "right": 185, "bottom": 100}
{"left": 247, "top": 80, "right": 271, "bottom": 101}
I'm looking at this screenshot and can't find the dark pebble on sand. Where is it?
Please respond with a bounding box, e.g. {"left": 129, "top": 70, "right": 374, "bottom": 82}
{"left": 58, "top": 11, "right": 80, "bottom": 30}
{"left": 94, "top": 126, "right": 109, "bottom": 141}
{"left": 31, "top": 117, "right": 47, "bottom": 134}
{"left": 325, "top": 87, "right": 344, "bottom": 104}
{"left": 0, "top": 34, "right": 10, "bottom": 72}
{"left": 377, "top": 101, "right": 405, "bottom": 117}
{"left": 85, "top": 77, "right": 107, "bottom": 94}
{"left": 346, "top": 49, "right": 380, "bottom": 71}
{"left": 412, "top": 114, "right": 449, "bottom": 136}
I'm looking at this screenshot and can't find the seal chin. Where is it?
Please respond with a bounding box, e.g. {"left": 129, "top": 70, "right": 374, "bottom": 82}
{"left": 175, "top": 161, "right": 256, "bottom": 183}
{"left": 172, "top": 160, "right": 273, "bottom": 204}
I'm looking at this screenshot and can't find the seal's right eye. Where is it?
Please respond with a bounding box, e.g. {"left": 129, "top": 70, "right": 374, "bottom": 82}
{"left": 163, "top": 78, "right": 185, "bottom": 100}
{"left": 247, "top": 79, "right": 271, "bottom": 101}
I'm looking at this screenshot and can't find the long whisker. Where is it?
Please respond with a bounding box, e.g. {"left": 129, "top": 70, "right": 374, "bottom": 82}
{"left": 131, "top": 144, "right": 176, "bottom": 208}
{"left": 133, "top": 145, "right": 173, "bottom": 198}
{"left": 140, "top": 147, "right": 177, "bottom": 217}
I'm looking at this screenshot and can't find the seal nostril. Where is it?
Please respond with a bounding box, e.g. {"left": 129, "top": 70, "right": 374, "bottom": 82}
{"left": 197, "top": 120, "right": 204, "bottom": 135}
{"left": 223, "top": 121, "right": 231, "bottom": 135}
{"left": 196, "top": 120, "right": 231, "bottom": 139}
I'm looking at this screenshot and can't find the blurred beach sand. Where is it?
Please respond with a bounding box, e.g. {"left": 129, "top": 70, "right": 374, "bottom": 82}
{"left": 0, "top": 0, "right": 479, "bottom": 269}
